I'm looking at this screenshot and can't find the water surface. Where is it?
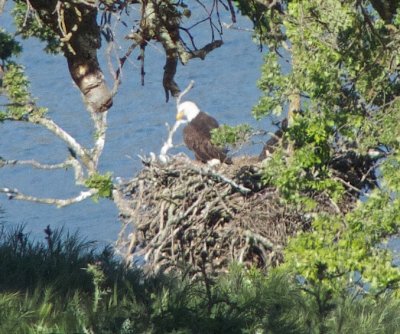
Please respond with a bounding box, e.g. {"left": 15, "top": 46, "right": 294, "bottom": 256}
{"left": 0, "top": 3, "right": 268, "bottom": 245}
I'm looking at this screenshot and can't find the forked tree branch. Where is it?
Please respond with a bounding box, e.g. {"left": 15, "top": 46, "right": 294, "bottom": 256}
{"left": 0, "top": 187, "right": 98, "bottom": 207}
{"left": 33, "top": 117, "right": 94, "bottom": 170}
{"left": 159, "top": 120, "right": 186, "bottom": 163}
{"left": 2, "top": 106, "right": 107, "bottom": 206}
{"left": 158, "top": 81, "right": 195, "bottom": 162}
{"left": 1, "top": 156, "right": 86, "bottom": 185}
{"left": 90, "top": 111, "right": 108, "bottom": 169}
{"left": 1, "top": 158, "right": 71, "bottom": 170}
{"left": 176, "top": 80, "right": 195, "bottom": 106}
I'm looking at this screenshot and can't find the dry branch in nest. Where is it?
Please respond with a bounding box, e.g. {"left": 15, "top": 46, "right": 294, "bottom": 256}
{"left": 115, "top": 157, "right": 310, "bottom": 277}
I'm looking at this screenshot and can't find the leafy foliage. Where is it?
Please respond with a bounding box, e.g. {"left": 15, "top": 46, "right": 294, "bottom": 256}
{"left": 211, "top": 124, "right": 252, "bottom": 149}
{"left": 284, "top": 191, "right": 400, "bottom": 293}
{"left": 233, "top": 0, "right": 284, "bottom": 49}
{"left": 1, "top": 63, "right": 47, "bottom": 120}
{"left": 236, "top": 0, "right": 400, "bottom": 295}
{"left": 0, "top": 29, "right": 21, "bottom": 60}
{"left": 252, "top": 53, "right": 290, "bottom": 120}
{"left": 2, "top": 63, "right": 33, "bottom": 119}
{"left": 12, "top": 0, "right": 61, "bottom": 54}
{"left": 85, "top": 172, "right": 114, "bottom": 200}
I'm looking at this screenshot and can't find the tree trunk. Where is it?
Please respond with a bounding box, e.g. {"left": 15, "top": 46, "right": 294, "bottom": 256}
{"left": 29, "top": 0, "right": 112, "bottom": 113}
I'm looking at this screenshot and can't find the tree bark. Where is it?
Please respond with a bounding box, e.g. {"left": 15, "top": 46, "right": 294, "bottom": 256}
{"left": 28, "top": 0, "right": 112, "bottom": 113}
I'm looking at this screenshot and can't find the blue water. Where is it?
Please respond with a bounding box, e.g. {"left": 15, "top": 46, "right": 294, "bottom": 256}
{"left": 0, "top": 3, "right": 267, "bottom": 245}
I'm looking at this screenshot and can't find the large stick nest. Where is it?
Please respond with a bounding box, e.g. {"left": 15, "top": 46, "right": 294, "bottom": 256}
{"left": 114, "top": 149, "right": 376, "bottom": 277}
{"left": 115, "top": 156, "right": 314, "bottom": 276}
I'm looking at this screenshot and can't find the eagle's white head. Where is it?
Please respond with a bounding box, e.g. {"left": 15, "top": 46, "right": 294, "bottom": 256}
{"left": 176, "top": 101, "right": 200, "bottom": 122}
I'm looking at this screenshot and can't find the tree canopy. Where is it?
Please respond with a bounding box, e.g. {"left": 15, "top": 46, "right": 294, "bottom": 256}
{"left": 234, "top": 0, "right": 400, "bottom": 294}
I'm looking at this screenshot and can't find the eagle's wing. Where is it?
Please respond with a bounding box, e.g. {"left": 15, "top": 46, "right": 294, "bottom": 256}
{"left": 183, "top": 124, "right": 230, "bottom": 163}
{"left": 195, "top": 112, "right": 220, "bottom": 136}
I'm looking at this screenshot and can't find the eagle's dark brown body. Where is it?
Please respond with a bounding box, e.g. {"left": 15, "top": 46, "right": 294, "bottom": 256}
{"left": 183, "top": 111, "right": 232, "bottom": 164}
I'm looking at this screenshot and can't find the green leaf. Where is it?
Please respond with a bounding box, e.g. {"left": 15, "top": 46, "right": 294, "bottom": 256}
{"left": 211, "top": 124, "right": 252, "bottom": 148}
{"left": 84, "top": 172, "right": 113, "bottom": 201}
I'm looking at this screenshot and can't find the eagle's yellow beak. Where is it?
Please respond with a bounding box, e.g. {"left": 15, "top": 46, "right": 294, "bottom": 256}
{"left": 176, "top": 111, "right": 185, "bottom": 121}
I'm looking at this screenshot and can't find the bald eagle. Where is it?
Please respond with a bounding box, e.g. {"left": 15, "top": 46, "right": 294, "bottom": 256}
{"left": 176, "top": 101, "right": 232, "bottom": 164}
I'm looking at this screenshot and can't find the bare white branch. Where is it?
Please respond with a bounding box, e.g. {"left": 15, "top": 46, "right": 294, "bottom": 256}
{"left": 159, "top": 120, "right": 186, "bottom": 163}
{"left": 34, "top": 117, "right": 94, "bottom": 169}
{"left": 176, "top": 80, "right": 195, "bottom": 107}
{"left": 1, "top": 111, "right": 106, "bottom": 205}
{"left": 90, "top": 111, "right": 108, "bottom": 169}
{"left": 0, "top": 187, "right": 98, "bottom": 208}
{"left": 0, "top": 155, "right": 86, "bottom": 185}
{"left": 1, "top": 159, "right": 71, "bottom": 170}
{"left": 68, "top": 156, "right": 86, "bottom": 184}
{"left": 222, "top": 22, "right": 254, "bottom": 32}
{"left": 157, "top": 82, "right": 195, "bottom": 163}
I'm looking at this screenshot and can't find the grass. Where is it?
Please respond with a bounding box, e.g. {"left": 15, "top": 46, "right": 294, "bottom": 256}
{"left": 0, "top": 224, "right": 399, "bottom": 333}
